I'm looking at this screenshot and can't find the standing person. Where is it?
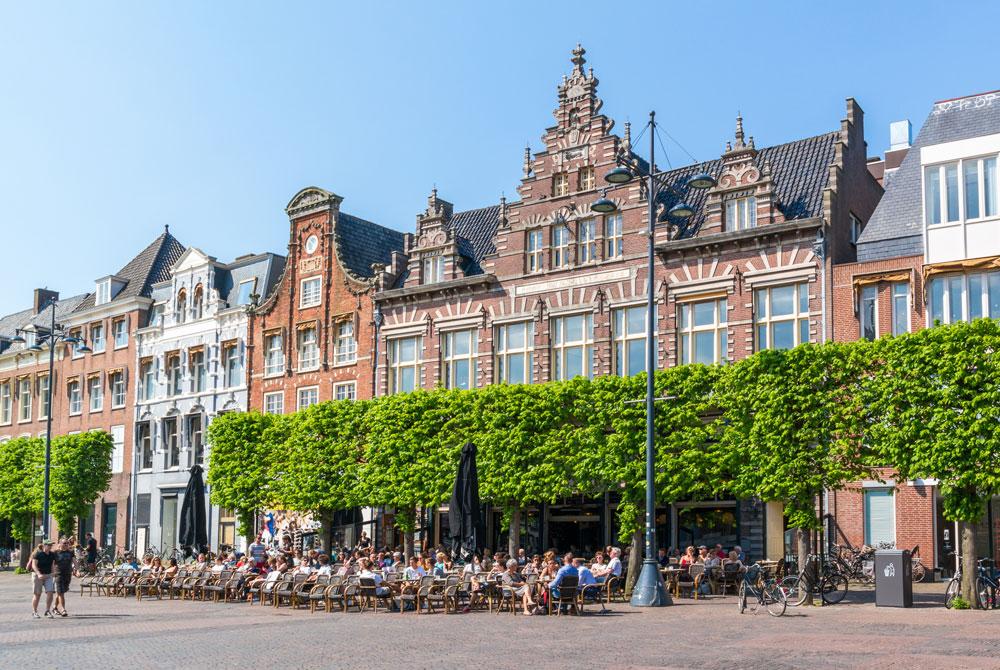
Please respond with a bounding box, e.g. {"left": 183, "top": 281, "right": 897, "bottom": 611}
{"left": 247, "top": 535, "right": 267, "bottom": 570}
{"left": 53, "top": 539, "right": 76, "bottom": 617}
{"left": 84, "top": 533, "right": 98, "bottom": 575}
{"left": 31, "top": 540, "right": 56, "bottom": 619}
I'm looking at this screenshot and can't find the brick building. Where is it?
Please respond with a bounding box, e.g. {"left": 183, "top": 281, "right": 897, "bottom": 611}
{"left": 372, "top": 46, "right": 882, "bottom": 559}
{"left": 831, "top": 90, "right": 1000, "bottom": 574}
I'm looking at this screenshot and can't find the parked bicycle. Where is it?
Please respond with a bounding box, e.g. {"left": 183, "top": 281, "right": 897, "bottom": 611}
{"left": 945, "top": 558, "right": 999, "bottom": 609}
{"left": 780, "top": 554, "right": 848, "bottom": 606}
{"left": 831, "top": 544, "right": 875, "bottom": 584}
{"left": 738, "top": 563, "right": 787, "bottom": 616}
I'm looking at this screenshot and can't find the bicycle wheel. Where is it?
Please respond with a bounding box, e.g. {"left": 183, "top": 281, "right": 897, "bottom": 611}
{"left": 780, "top": 575, "right": 809, "bottom": 607}
{"left": 737, "top": 581, "right": 747, "bottom": 614}
{"left": 764, "top": 583, "right": 787, "bottom": 617}
{"left": 911, "top": 561, "right": 926, "bottom": 583}
{"left": 975, "top": 577, "right": 994, "bottom": 610}
{"left": 944, "top": 577, "right": 960, "bottom": 609}
{"left": 821, "top": 573, "right": 849, "bottom": 605}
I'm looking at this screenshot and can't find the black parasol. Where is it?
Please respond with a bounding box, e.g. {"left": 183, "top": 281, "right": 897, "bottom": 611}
{"left": 178, "top": 464, "right": 209, "bottom": 557}
{"left": 448, "top": 442, "right": 483, "bottom": 560}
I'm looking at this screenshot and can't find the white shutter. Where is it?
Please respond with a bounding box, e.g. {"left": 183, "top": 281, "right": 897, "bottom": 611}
{"left": 111, "top": 424, "right": 125, "bottom": 474}
{"left": 864, "top": 489, "right": 895, "bottom": 546}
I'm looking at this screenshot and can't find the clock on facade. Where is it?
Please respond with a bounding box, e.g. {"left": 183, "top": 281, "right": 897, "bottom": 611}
{"left": 304, "top": 235, "right": 319, "bottom": 254}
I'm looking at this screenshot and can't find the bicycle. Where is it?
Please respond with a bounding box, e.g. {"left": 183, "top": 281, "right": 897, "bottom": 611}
{"left": 909, "top": 545, "right": 928, "bottom": 583}
{"left": 944, "top": 558, "right": 999, "bottom": 609}
{"left": 831, "top": 544, "right": 875, "bottom": 585}
{"left": 780, "top": 554, "right": 848, "bottom": 606}
{"left": 738, "top": 563, "right": 787, "bottom": 617}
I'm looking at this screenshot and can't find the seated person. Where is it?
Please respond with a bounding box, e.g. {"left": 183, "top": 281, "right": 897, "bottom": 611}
{"left": 500, "top": 559, "right": 536, "bottom": 615}
{"left": 433, "top": 552, "right": 449, "bottom": 577}
{"left": 592, "top": 547, "right": 622, "bottom": 583}
{"left": 576, "top": 558, "right": 597, "bottom": 587}
{"left": 357, "top": 559, "right": 391, "bottom": 598}
{"left": 549, "top": 553, "right": 578, "bottom": 600}
{"left": 336, "top": 558, "right": 355, "bottom": 577}
{"left": 462, "top": 554, "right": 483, "bottom": 576}
{"left": 211, "top": 557, "right": 226, "bottom": 575}
{"left": 679, "top": 546, "right": 697, "bottom": 567}
{"left": 657, "top": 548, "right": 671, "bottom": 568}
{"left": 725, "top": 550, "right": 744, "bottom": 569}
{"left": 402, "top": 556, "right": 425, "bottom": 580}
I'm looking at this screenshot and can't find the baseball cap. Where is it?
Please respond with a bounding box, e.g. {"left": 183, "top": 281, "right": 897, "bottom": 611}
{"left": 43, "top": 539, "right": 54, "bottom": 545}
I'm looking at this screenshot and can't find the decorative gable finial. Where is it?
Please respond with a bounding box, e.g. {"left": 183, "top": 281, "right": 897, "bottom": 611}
{"left": 499, "top": 194, "right": 509, "bottom": 228}
{"left": 734, "top": 113, "right": 745, "bottom": 149}
{"left": 571, "top": 43, "right": 586, "bottom": 73}
{"left": 523, "top": 144, "right": 532, "bottom": 177}
{"left": 623, "top": 121, "right": 632, "bottom": 154}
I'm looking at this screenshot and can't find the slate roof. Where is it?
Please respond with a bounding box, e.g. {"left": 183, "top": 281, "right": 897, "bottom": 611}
{"left": 447, "top": 204, "right": 502, "bottom": 276}
{"left": 74, "top": 229, "right": 186, "bottom": 312}
{"left": 857, "top": 90, "right": 1000, "bottom": 262}
{"left": 0, "top": 293, "right": 89, "bottom": 355}
{"left": 335, "top": 212, "right": 407, "bottom": 280}
{"left": 216, "top": 253, "right": 286, "bottom": 308}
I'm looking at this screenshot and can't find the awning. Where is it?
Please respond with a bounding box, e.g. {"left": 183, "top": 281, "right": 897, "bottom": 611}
{"left": 922, "top": 255, "right": 1000, "bottom": 283}
{"left": 851, "top": 269, "right": 915, "bottom": 312}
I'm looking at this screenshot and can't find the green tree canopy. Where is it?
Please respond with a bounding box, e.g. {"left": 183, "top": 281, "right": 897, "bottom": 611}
{"left": 49, "top": 431, "right": 113, "bottom": 536}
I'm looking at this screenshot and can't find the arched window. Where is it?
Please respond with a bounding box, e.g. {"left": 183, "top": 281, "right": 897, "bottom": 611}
{"left": 192, "top": 284, "right": 203, "bottom": 320}
{"left": 176, "top": 289, "right": 187, "bottom": 324}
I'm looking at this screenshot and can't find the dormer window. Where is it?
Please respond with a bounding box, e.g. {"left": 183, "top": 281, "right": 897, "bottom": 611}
{"left": 578, "top": 166, "right": 595, "bottom": 191}
{"left": 422, "top": 254, "right": 444, "bottom": 284}
{"left": 237, "top": 279, "right": 256, "bottom": 306}
{"left": 176, "top": 289, "right": 187, "bottom": 324}
{"left": 725, "top": 195, "right": 757, "bottom": 231}
{"left": 192, "top": 284, "right": 204, "bottom": 320}
{"left": 95, "top": 279, "right": 111, "bottom": 306}
{"left": 553, "top": 173, "right": 570, "bottom": 197}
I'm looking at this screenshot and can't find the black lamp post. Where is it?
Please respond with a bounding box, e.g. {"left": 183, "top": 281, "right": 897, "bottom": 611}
{"left": 592, "top": 111, "right": 715, "bottom": 607}
{"left": 12, "top": 299, "right": 90, "bottom": 540}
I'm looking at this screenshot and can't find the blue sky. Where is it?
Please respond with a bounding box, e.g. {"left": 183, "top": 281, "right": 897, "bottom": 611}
{"left": 0, "top": 1, "right": 994, "bottom": 315}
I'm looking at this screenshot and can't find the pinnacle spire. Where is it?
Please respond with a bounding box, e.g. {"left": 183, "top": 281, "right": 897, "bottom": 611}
{"left": 734, "top": 113, "right": 745, "bottom": 149}
{"left": 571, "top": 43, "right": 586, "bottom": 73}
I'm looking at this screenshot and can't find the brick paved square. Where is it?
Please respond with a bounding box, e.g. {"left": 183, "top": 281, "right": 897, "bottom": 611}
{"left": 1, "top": 572, "right": 996, "bottom": 669}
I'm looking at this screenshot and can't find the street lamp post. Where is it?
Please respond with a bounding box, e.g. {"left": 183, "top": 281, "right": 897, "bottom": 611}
{"left": 592, "top": 111, "right": 715, "bottom": 606}
{"left": 12, "top": 299, "right": 90, "bottom": 540}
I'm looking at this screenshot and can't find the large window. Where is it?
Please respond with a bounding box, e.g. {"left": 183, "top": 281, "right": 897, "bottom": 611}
{"left": 223, "top": 344, "right": 240, "bottom": 387}
{"left": 929, "top": 270, "right": 1000, "bottom": 324}
{"left": 754, "top": 283, "right": 810, "bottom": 351}
{"left": 91, "top": 323, "right": 105, "bottom": 353}
{"left": 864, "top": 489, "right": 895, "bottom": 546}
{"left": 604, "top": 214, "right": 623, "bottom": 259}
{"left": 68, "top": 379, "right": 82, "bottom": 415}
{"left": 237, "top": 279, "right": 256, "bottom": 306}
{"left": 527, "top": 229, "right": 544, "bottom": 273}
{"left": 0, "top": 382, "right": 9, "bottom": 424}
{"left": 552, "top": 313, "right": 593, "bottom": 380}
{"left": 190, "top": 350, "right": 206, "bottom": 392}
{"left": 137, "top": 422, "right": 153, "bottom": 471}
{"left": 495, "top": 321, "right": 533, "bottom": 385}
{"left": 139, "top": 360, "right": 155, "bottom": 401}
{"left": 88, "top": 375, "right": 103, "bottom": 412}
{"left": 552, "top": 225, "right": 571, "bottom": 269}
{"left": 167, "top": 354, "right": 182, "bottom": 396}
{"left": 36, "top": 375, "right": 49, "bottom": 420}
{"left": 859, "top": 285, "right": 878, "bottom": 341}
{"left": 300, "top": 276, "right": 322, "bottom": 308}
{"left": 298, "top": 327, "right": 319, "bottom": 371}
{"left": 110, "top": 371, "right": 126, "bottom": 408}
{"left": 264, "top": 333, "right": 284, "bottom": 377}
{"left": 188, "top": 414, "right": 204, "bottom": 465}
{"left": 614, "top": 306, "right": 647, "bottom": 375}
{"left": 422, "top": 254, "right": 444, "bottom": 284}
{"left": 110, "top": 425, "right": 124, "bottom": 474}
{"left": 389, "top": 336, "right": 421, "bottom": 394}
{"left": 725, "top": 195, "right": 757, "bottom": 231}
{"left": 925, "top": 157, "right": 997, "bottom": 225}
{"left": 553, "top": 172, "right": 569, "bottom": 197}
{"left": 335, "top": 321, "right": 357, "bottom": 365}
{"left": 678, "top": 298, "right": 728, "bottom": 365}
{"left": 578, "top": 219, "right": 597, "bottom": 264}
{"left": 892, "top": 282, "right": 909, "bottom": 336}
{"left": 112, "top": 318, "right": 128, "bottom": 348}
{"left": 334, "top": 382, "right": 356, "bottom": 401}
{"left": 578, "top": 166, "right": 595, "bottom": 191}
{"left": 164, "top": 417, "right": 179, "bottom": 469}
{"left": 442, "top": 329, "right": 477, "bottom": 390}
{"left": 263, "top": 392, "right": 284, "bottom": 415}
{"left": 297, "top": 386, "right": 319, "bottom": 410}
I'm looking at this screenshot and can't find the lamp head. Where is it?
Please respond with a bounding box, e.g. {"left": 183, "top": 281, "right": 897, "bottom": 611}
{"left": 604, "top": 167, "right": 634, "bottom": 185}
{"left": 668, "top": 202, "right": 696, "bottom": 219}
{"left": 686, "top": 172, "right": 717, "bottom": 190}
{"left": 76, "top": 343, "right": 92, "bottom": 354}
{"left": 10, "top": 334, "right": 25, "bottom": 344}
{"left": 27, "top": 343, "right": 43, "bottom": 352}
{"left": 590, "top": 197, "right": 618, "bottom": 214}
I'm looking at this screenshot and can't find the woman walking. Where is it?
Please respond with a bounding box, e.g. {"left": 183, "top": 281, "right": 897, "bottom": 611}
{"left": 53, "top": 538, "right": 76, "bottom": 617}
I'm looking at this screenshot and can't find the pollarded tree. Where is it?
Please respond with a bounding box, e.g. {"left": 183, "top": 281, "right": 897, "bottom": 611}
{"left": 866, "top": 319, "right": 1000, "bottom": 606}
{"left": 0, "top": 437, "right": 43, "bottom": 566}
{"left": 207, "top": 411, "right": 289, "bottom": 542}
{"left": 49, "top": 431, "right": 113, "bottom": 537}
{"left": 716, "top": 340, "right": 877, "bottom": 599}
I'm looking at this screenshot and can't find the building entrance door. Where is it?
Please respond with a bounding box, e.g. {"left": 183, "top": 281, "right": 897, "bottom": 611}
{"left": 161, "top": 496, "right": 178, "bottom": 553}
{"left": 101, "top": 503, "right": 117, "bottom": 551}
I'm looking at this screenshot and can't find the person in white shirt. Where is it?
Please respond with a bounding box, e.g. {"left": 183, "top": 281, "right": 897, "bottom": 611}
{"left": 594, "top": 547, "right": 622, "bottom": 583}
{"left": 358, "top": 559, "right": 391, "bottom": 597}
{"left": 402, "top": 556, "right": 425, "bottom": 580}
{"left": 315, "top": 555, "right": 333, "bottom": 577}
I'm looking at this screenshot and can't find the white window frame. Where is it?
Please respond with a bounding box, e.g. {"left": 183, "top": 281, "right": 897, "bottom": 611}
{"left": 163, "top": 417, "right": 179, "bottom": 469}
{"left": 264, "top": 333, "right": 285, "bottom": 377}
{"left": 110, "top": 371, "right": 126, "bottom": 409}
{"left": 0, "top": 382, "right": 10, "bottom": 425}
{"left": 110, "top": 424, "right": 125, "bottom": 474}
{"left": 68, "top": 379, "right": 82, "bottom": 415}
{"left": 37, "top": 375, "right": 50, "bottom": 420}
{"left": 551, "top": 313, "right": 593, "bottom": 381}
{"left": 112, "top": 318, "right": 128, "bottom": 349}
{"left": 334, "top": 321, "right": 357, "bottom": 365}
{"left": 88, "top": 375, "right": 103, "bottom": 413}
{"left": 389, "top": 336, "right": 422, "bottom": 394}
{"left": 299, "top": 276, "right": 322, "bottom": 308}
{"left": 578, "top": 166, "right": 595, "bottom": 191}
{"left": 70, "top": 330, "right": 85, "bottom": 359}
{"left": 223, "top": 343, "right": 241, "bottom": 387}
{"left": 334, "top": 381, "right": 356, "bottom": 401}
{"left": 297, "top": 386, "right": 319, "bottom": 411}
{"left": 863, "top": 488, "right": 896, "bottom": 547}
{"left": 16, "top": 378, "right": 31, "bottom": 422}
{"left": 859, "top": 284, "right": 878, "bottom": 341}
{"left": 137, "top": 421, "right": 153, "bottom": 471}
{"left": 263, "top": 391, "right": 284, "bottom": 415}
{"left": 754, "top": 282, "right": 810, "bottom": 351}
{"left": 139, "top": 361, "right": 155, "bottom": 401}
{"left": 422, "top": 254, "right": 445, "bottom": 285}
{"left": 891, "top": 282, "right": 910, "bottom": 336}
{"left": 614, "top": 305, "right": 649, "bottom": 375}
{"left": 91, "top": 322, "right": 105, "bottom": 353}
{"left": 553, "top": 172, "right": 569, "bottom": 197}
{"left": 725, "top": 195, "right": 757, "bottom": 231}
{"left": 849, "top": 213, "right": 862, "bottom": 245}
{"left": 928, "top": 270, "right": 1000, "bottom": 325}
{"left": 924, "top": 156, "right": 998, "bottom": 226}
{"left": 190, "top": 350, "right": 206, "bottom": 393}
{"left": 188, "top": 413, "right": 204, "bottom": 465}
{"left": 604, "top": 214, "right": 623, "bottom": 259}
{"left": 552, "top": 225, "right": 571, "bottom": 269}
{"left": 578, "top": 218, "right": 597, "bottom": 264}
{"left": 237, "top": 278, "right": 257, "bottom": 306}
{"left": 297, "top": 327, "right": 320, "bottom": 371}
{"left": 166, "top": 354, "right": 183, "bottom": 396}
{"left": 526, "top": 229, "right": 544, "bottom": 273}
{"left": 495, "top": 321, "right": 534, "bottom": 385}
{"left": 442, "top": 329, "right": 477, "bottom": 390}
{"left": 678, "top": 298, "right": 728, "bottom": 366}
{"left": 95, "top": 279, "right": 111, "bottom": 306}
{"left": 176, "top": 291, "right": 187, "bottom": 324}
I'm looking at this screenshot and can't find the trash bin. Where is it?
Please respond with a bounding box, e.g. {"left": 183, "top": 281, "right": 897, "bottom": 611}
{"left": 874, "top": 549, "right": 912, "bottom": 607}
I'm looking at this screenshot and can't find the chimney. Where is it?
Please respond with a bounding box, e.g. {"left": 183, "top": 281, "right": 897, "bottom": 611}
{"left": 33, "top": 288, "right": 58, "bottom": 314}
{"left": 890, "top": 120, "right": 912, "bottom": 151}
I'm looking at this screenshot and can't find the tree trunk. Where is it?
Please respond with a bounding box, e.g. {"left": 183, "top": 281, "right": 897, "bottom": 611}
{"left": 960, "top": 521, "right": 978, "bottom": 607}
{"left": 625, "top": 529, "right": 642, "bottom": 595}
{"left": 507, "top": 506, "right": 520, "bottom": 559}
{"left": 797, "top": 527, "right": 814, "bottom": 606}
{"left": 19, "top": 539, "right": 31, "bottom": 569}
{"left": 401, "top": 507, "right": 415, "bottom": 560}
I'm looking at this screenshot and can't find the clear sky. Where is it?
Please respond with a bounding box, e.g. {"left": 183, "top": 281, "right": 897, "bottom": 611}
{"left": 1, "top": 1, "right": 995, "bottom": 315}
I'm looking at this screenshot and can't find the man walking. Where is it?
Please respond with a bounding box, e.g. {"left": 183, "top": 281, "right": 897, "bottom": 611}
{"left": 31, "top": 540, "right": 56, "bottom": 619}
